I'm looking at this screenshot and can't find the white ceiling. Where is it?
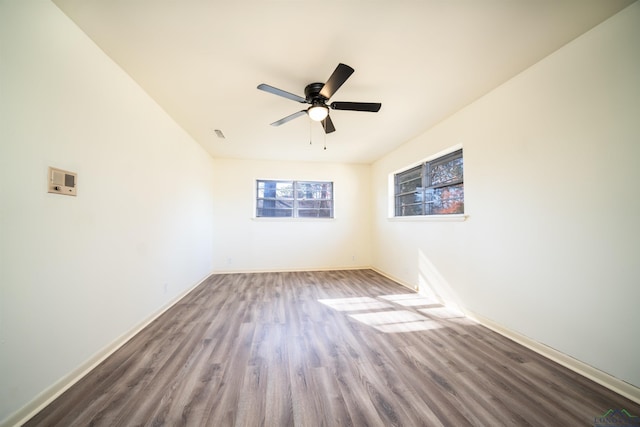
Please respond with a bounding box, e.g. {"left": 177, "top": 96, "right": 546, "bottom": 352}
{"left": 52, "top": 0, "right": 635, "bottom": 164}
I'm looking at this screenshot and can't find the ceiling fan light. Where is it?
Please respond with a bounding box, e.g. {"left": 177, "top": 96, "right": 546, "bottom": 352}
{"left": 308, "top": 105, "right": 329, "bottom": 122}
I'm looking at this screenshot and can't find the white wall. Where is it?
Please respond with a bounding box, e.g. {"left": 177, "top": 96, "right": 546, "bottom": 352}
{"left": 0, "top": 0, "right": 215, "bottom": 423}
{"left": 372, "top": 2, "right": 640, "bottom": 389}
{"left": 212, "top": 158, "right": 371, "bottom": 272}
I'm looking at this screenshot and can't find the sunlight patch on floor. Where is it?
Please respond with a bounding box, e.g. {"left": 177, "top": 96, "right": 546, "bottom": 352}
{"left": 348, "top": 310, "right": 443, "bottom": 333}
{"left": 419, "top": 306, "right": 465, "bottom": 319}
{"left": 318, "top": 293, "right": 460, "bottom": 333}
{"left": 378, "top": 293, "right": 441, "bottom": 307}
{"left": 318, "top": 297, "right": 393, "bottom": 312}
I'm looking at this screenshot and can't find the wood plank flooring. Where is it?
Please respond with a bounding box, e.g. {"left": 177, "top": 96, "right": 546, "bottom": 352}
{"left": 24, "top": 270, "right": 640, "bottom": 426}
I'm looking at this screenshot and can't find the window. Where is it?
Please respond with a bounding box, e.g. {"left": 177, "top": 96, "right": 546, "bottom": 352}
{"left": 394, "top": 149, "right": 463, "bottom": 216}
{"left": 256, "top": 180, "right": 333, "bottom": 218}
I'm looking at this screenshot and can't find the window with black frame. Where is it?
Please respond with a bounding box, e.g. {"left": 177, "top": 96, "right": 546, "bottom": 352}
{"left": 394, "top": 149, "right": 463, "bottom": 217}
{"left": 256, "top": 180, "right": 333, "bottom": 218}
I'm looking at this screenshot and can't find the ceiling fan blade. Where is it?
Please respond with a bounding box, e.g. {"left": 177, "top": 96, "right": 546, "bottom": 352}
{"left": 322, "top": 115, "right": 336, "bottom": 134}
{"left": 258, "top": 84, "right": 307, "bottom": 103}
{"left": 330, "top": 101, "right": 381, "bottom": 112}
{"left": 319, "top": 63, "right": 354, "bottom": 99}
{"left": 270, "top": 110, "right": 307, "bottom": 126}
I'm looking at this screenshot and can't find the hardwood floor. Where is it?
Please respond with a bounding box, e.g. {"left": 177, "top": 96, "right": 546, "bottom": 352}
{"left": 24, "top": 270, "right": 640, "bottom": 426}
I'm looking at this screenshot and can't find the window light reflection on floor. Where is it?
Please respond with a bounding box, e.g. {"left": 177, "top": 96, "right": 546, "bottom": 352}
{"left": 348, "top": 310, "right": 443, "bottom": 333}
{"left": 378, "top": 293, "right": 440, "bottom": 307}
{"left": 318, "top": 297, "right": 393, "bottom": 312}
{"left": 419, "top": 306, "right": 464, "bottom": 319}
{"left": 318, "top": 295, "right": 449, "bottom": 333}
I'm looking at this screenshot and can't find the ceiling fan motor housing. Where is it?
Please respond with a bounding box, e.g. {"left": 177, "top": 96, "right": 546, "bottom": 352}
{"left": 305, "top": 82, "right": 327, "bottom": 103}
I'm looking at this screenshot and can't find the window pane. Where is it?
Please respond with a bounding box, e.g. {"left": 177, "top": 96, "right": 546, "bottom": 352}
{"left": 397, "top": 192, "right": 423, "bottom": 207}
{"left": 257, "top": 180, "right": 294, "bottom": 199}
{"left": 257, "top": 199, "right": 293, "bottom": 209}
{"left": 396, "top": 166, "right": 422, "bottom": 183}
{"left": 298, "top": 200, "right": 332, "bottom": 209}
{"left": 396, "top": 203, "right": 423, "bottom": 216}
{"left": 397, "top": 177, "right": 422, "bottom": 194}
{"left": 429, "top": 153, "right": 463, "bottom": 187}
{"left": 396, "top": 190, "right": 424, "bottom": 216}
{"left": 298, "top": 208, "right": 332, "bottom": 218}
{"left": 256, "top": 208, "right": 293, "bottom": 217}
{"left": 296, "top": 182, "right": 332, "bottom": 200}
{"left": 425, "top": 184, "right": 464, "bottom": 215}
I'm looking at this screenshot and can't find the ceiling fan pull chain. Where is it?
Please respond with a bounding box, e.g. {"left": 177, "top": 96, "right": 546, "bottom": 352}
{"left": 309, "top": 119, "right": 313, "bottom": 145}
{"left": 324, "top": 132, "right": 327, "bottom": 151}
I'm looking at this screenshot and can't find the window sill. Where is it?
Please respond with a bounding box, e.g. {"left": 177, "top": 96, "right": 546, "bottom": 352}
{"left": 387, "top": 214, "right": 467, "bottom": 222}
{"left": 252, "top": 217, "right": 336, "bottom": 222}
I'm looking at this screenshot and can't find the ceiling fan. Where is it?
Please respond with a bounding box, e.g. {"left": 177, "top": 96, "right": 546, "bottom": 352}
{"left": 257, "top": 63, "right": 381, "bottom": 134}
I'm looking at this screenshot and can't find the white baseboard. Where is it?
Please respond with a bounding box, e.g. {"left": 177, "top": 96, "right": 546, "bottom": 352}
{"left": 466, "top": 310, "right": 640, "bottom": 405}
{"left": 2, "top": 273, "right": 212, "bottom": 427}
{"left": 211, "top": 265, "right": 372, "bottom": 275}
{"left": 369, "top": 267, "right": 420, "bottom": 292}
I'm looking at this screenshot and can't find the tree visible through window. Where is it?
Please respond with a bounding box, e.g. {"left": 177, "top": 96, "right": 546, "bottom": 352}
{"left": 256, "top": 180, "right": 333, "bottom": 218}
{"left": 394, "top": 149, "right": 463, "bottom": 216}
